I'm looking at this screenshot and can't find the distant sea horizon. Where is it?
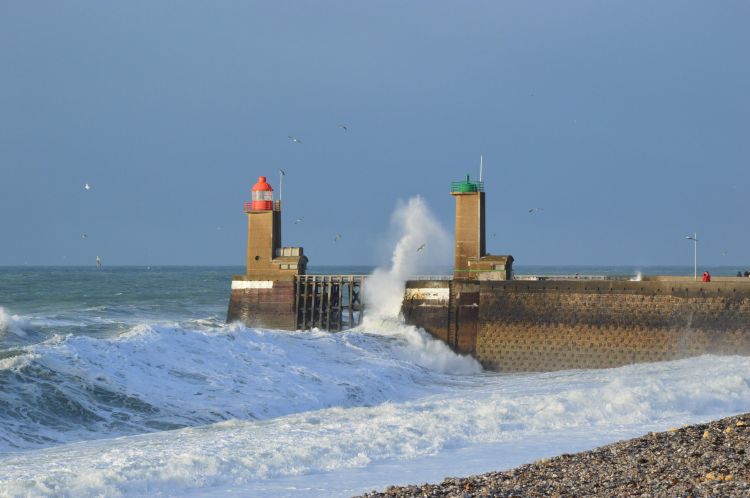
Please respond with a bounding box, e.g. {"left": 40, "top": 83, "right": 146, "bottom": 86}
{"left": 1, "top": 264, "right": 748, "bottom": 277}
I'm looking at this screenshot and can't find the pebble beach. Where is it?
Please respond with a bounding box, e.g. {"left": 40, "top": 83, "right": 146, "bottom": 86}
{"left": 358, "top": 413, "right": 750, "bottom": 497}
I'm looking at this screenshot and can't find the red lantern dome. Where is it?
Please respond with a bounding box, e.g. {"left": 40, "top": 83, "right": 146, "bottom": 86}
{"left": 250, "top": 176, "right": 274, "bottom": 211}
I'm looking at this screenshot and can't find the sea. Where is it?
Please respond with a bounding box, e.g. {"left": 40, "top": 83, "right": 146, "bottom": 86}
{"left": 1, "top": 264, "right": 750, "bottom": 497}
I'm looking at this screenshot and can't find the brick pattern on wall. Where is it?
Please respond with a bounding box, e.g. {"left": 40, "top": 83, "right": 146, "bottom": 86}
{"left": 476, "top": 281, "right": 750, "bottom": 372}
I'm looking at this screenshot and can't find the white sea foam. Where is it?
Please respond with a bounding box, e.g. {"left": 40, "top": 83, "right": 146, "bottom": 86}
{"left": 2, "top": 355, "right": 749, "bottom": 497}
{"left": 0, "top": 307, "right": 28, "bottom": 338}
{"left": 0, "top": 319, "right": 479, "bottom": 452}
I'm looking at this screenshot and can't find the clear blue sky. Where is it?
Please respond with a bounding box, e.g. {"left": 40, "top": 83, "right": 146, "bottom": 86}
{"left": 1, "top": 1, "right": 748, "bottom": 266}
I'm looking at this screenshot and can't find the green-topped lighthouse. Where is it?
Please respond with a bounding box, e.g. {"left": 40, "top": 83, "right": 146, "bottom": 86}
{"left": 450, "top": 174, "right": 513, "bottom": 280}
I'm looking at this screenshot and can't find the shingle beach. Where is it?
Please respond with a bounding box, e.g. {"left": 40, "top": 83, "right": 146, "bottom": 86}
{"left": 357, "top": 413, "right": 750, "bottom": 497}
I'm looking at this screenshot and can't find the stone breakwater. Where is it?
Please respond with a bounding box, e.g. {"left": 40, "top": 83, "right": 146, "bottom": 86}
{"left": 402, "top": 279, "right": 750, "bottom": 372}
{"left": 357, "top": 413, "right": 750, "bottom": 497}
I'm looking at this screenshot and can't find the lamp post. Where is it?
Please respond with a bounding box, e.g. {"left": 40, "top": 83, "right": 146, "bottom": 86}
{"left": 686, "top": 233, "right": 698, "bottom": 281}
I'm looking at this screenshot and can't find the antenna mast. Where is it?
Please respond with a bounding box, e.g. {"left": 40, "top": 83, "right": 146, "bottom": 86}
{"left": 479, "top": 154, "right": 483, "bottom": 182}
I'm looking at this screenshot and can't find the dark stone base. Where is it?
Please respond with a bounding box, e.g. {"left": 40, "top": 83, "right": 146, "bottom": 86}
{"left": 226, "top": 280, "right": 297, "bottom": 330}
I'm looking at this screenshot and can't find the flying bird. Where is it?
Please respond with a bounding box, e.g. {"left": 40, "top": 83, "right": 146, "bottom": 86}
{"left": 95, "top": 256, "right": 102, "bottom": 269}
{"left": 294, "top": 217, "right": 304, "bottom": 224}
{"left": 84, "top": 183, "right": 91, "bottom": 191}
{"left": 81, "top": 234, "right": 87, "bottom": 239}
{"left": 528, "top": 207, "right": 544, "bottom": 214}
{"left": 338, "top": 124, "right": 348, "bottom": 131}
{"left": 416, "top": 243, "right": 426, "bottom": 252}
{"left": 288, "top": 136, "right": 302, "bottom": 144}
{"left": 333, "top": 234, "right": 342, "bottom": 242}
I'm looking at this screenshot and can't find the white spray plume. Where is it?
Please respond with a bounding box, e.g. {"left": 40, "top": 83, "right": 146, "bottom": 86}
{"left": 0, "top": 307, "right": 27, "bottom": 337}
{"left": 360, "top": 197, "right": 480, "bottom": 374}
{"left": 365, "top": 196, "right": 451, "bottom": 321}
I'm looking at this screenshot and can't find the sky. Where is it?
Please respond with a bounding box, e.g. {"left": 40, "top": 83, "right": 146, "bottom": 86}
{"left": 0, "top": 1, "right": 748, "bottom": 267}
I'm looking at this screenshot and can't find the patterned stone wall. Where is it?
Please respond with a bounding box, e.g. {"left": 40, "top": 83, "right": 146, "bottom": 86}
{"left": 403, "top": 279, "right": 750, "bottom": 372}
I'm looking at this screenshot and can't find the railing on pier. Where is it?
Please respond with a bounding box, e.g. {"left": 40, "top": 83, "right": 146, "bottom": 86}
{"left": 407, "top": 275, "right": 453, "bottom": 281}
{"left": 513, "top": 274, "right": 635, "bottom": 281}
{"left": 295, "top": 275, "right": 365, "bottom": 331}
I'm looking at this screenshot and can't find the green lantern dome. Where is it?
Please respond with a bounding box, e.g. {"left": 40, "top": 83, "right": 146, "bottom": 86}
{"left": 451, "top": 174, "right": 483, "bottom": 193}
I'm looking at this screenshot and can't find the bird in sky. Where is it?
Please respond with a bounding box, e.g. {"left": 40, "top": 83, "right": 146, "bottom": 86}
{"left": 333, "top": 234, "right": 342, "bottom": 242}
{"left": 491, "top": 233, "right": 497, "bottom": 238}
{"left": 81, "top": 234, "right": 87, "bottom": 239}
{"left": 279, "top": 168, "right": 286, "bottom": 176}
{"left": 528, "top": 207, "right": 544, "bottom": 214}
{"left": 84, "top": 183, "right": 91, "bottom": 191}
{"left": 294, "top": 217, "right": 304, "bottom": 224}
{"left": 416, "top": 243, "right": 426, "bottom": 252}
{"left": 288, "top": 136, "right": 302, "bottom": 144}
{"left": 338, "top": 124, "right": 348, "bottom": 131}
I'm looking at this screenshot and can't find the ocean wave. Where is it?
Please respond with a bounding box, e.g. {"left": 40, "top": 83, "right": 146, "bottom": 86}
{"left": 0, "top": 320, "right": 479, "bottom": 452}
{"left": 0, "top": 307, "right": 30, "bottom": 338}
{"left": 1, "top": 355, "right": 749, "bottom": 497}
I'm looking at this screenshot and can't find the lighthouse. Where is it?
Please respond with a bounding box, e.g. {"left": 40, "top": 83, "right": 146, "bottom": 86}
{"left": 227, "top": 175, "right": 308, "bottom": 330}
{"left": 450, "top": 174, "right": 513, "bottom": 280}
{"left": 243, "top": 175, "right": 307, "bottom": 278}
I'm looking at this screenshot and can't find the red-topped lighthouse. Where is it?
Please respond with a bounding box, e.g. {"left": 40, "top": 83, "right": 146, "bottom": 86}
{"left": 240, "top": 174, "right": 307, "bottom": 278}
{"left": 227, "top": 174, "right": 308, "bottom": 329}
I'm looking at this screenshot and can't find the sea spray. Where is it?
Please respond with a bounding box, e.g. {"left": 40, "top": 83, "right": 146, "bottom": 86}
{"left": 360, "top": 197, "right": 480, "bottom": 374}
{"left": 0, "top": 307, "right": 28, "bottom": 338}
{"left": 365, "top": 196, "right": 451, "bottom": 320}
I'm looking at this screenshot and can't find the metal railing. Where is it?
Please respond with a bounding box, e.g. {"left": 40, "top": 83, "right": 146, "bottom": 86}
{"left": 513, "top": 274, "right": 634, "bottom": 281}
{"left": 450, "top": 180, "right": 484, "bottom": 193}
{"left": 408, "top": 275, "right": 453, "bottom": 281}
{"left": 243, "top": 200, "right": 282, "bottom": 213}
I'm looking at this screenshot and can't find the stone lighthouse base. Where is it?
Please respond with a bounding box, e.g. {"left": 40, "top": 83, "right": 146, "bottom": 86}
{"left": 226, "top": 276, "right": 297, "bottom": 330}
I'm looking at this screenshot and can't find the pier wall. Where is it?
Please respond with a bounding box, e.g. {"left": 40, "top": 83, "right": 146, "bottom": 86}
{"left": 227, "top": 277, "right": 297, "bottom": 330}
{"left": 402, "top": 279, "right": 750, "bottom": 372}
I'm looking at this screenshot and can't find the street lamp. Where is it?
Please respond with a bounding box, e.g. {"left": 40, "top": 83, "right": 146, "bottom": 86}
{"left": 685, "top": 233, "right": 698, "bottom": 281}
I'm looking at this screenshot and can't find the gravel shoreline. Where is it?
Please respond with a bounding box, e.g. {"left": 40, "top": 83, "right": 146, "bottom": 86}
{"left": 357, "top": 413, "right": 750, "bottom": 497}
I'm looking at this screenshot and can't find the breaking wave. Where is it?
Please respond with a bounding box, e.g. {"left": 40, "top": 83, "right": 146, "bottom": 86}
{"left": 0, "top": 319, "right": 479, "bottom": 452}
{"left": 2, "top": 355, "right": 750, "bottom": 497}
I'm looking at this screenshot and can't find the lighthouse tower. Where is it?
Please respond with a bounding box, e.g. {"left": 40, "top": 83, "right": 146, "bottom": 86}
{"left": 243, "top": 175, "right": 307, "bottom": 279}
{"left": 227, "top": 175, "right": 308, "bottom": 329}
{"left": 450, "top": 174, "right": 512, "bottom": 280}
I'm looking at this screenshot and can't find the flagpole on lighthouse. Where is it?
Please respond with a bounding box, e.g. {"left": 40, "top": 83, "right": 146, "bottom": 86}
{"left": 279, "top": 169, "right": 285, "bottom": 208}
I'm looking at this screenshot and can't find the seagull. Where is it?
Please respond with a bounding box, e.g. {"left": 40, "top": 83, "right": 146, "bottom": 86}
{"left": 294, "top": 217, "right": 304, "bottom": 224}
{"left": 528, "top": 207, "right": 544, "bottom": 214}
{"left": 81, "top": 234, "right": 87, "bottom": 239}
{"left": 84, "top": 183, "right": 91, "bottom": 191}
{"left": 333, "top": 234, "right": 342, "bottom": 242}
{"left": 288, "top": 136, "right": 302, "bottom": 144}
{"left": 338, "top": 124, "right": 348, "bottom": 131}
{"left": 416, "top": 243, "right": 426, "bottom": 252}
{"left": 95, "top": 256, "right": 102, "bottom": 269}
